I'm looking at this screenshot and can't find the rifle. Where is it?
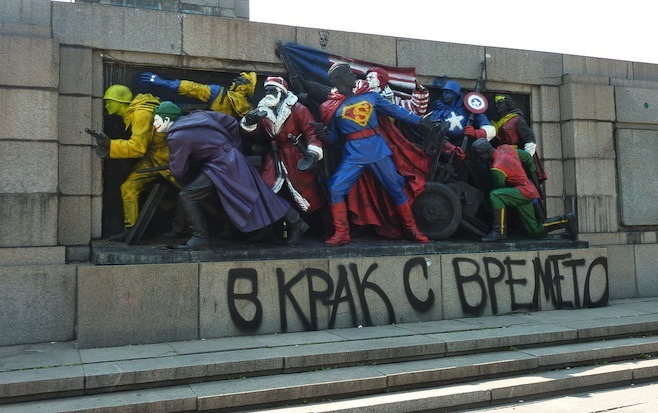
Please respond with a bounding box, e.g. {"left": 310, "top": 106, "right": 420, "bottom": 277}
{"left": 85, "top": 128, "right": 107, "bottom": 141}
{"left": 135, "top": 165, "right": 169, "bottom": 174}
{"left": 461, "top": 61, "right": 487, "bottom": 152}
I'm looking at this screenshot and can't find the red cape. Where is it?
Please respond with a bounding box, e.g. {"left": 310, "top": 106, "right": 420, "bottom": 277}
{"left": 321, "top": 89, "right": 429, "bottom": 238}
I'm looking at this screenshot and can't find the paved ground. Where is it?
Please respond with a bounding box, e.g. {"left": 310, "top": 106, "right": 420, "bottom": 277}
{"left": 460, "top": 381, "right": 658, "bottom": 412}
{"left": 1, "top": 297, "right": 657, "bottom": 412}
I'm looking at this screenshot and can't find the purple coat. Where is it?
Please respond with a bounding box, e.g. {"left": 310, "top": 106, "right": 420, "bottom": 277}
{"left": 167, "top": 111, "right": 290, "bottom": 232}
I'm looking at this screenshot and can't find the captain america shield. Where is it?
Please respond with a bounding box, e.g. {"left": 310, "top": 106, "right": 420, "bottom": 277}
{"left": 464, "top": 92, "right": 488, "bottom": 114}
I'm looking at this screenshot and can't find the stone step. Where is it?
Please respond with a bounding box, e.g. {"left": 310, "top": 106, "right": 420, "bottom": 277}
{"left": 1, "top": 335, "right": 657, "bottom": 412}
{"left": 251, "top": 358, "right": 658, "bottom": 413}
{"left": 2, "top": 305, "right": 658, "bottom": 405}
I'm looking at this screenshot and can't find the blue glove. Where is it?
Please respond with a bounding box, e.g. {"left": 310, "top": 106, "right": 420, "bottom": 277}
{"left": 139, "top": 72, "right": 181, "bottom": 91}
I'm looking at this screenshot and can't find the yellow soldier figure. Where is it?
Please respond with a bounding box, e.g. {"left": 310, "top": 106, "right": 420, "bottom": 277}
{"left": 95, "top": 84, "right": 182, "bottom": 242}
{"left": 139, "top": 71, "right": 257, "bottom": 119}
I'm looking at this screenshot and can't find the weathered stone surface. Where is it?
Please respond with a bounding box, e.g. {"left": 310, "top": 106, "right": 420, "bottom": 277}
{"left": 441, "top": 250, "right": 542, "bottom": 319}
{"left": 58, "top": 195, "right": 91, "bottom": 246}
{"left": 0, "top": 89, "right": 58, "bottom": 142}
{"left": 487, "top": 47, "right": 563, "bottom": 86}
{"left": 297, "top": 27, "right": 397, "bottom": 67}
{"left": 561, "top": 121, "right": 615, "bottom": 159}
{"left": 0, "top": 35, "right": 58, "bottom": 88}
{"left": 77, "top": 263, "right": 199, "bottom": 348}
{"left": 58, "top": 95, "right": 92, "bottom": 145}
{"left": 199, "top": 259, "right": 330, "bottom": 338}
{"left": 183, "top": 14, "right": 294, "bottom": 63}
{"left": 560, "top": 82, "right": 615, "bottom": 121}
{"left": 52, "top": 2, "right": 182, "bottom": 53}
{"left": 615, "top": 86, "right": 658, "bottom": 124}
{"left": 0, "top": 141, "right": 58, "bottom": 194}
{"left": 635, "top": 244, "right": 658, "bottom": 298}
{"left": 563, "top": 54, "right": 632, "bottom": 79}
{"left": 398, "top": 38, "right": 484, "bottom": 80}
{"left": 59, "top": 46, "right": 93, "bottom": 95}
{"left": 0, "top": 246, "right": 65, "bottom": 266}
{"left": 0, "top": 265, "right": 76, "bottom": 346}
{"left": 59, "top": 145, "right": 92, "bottom": 195}
{"left": 536, "top": 248, "right": 608, "bottom": 311}
{"left": 0, "top": 0, "right": 52, "bottom": 26}
{"left": 616, "top": 128, "right": 658, "bottom": 226}
{"left": 606, "top": 245, "right": 637, "bottom": 299}
{"left": 0, "top": 194, "right": 58, "bottom": 247}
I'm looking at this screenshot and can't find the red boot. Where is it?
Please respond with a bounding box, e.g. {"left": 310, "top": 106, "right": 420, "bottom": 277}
{"left": 325, "top": 202, "right": 351, "bottom": 246}
{"left": 396, "top": 201, "right": 429, "bottom": 243}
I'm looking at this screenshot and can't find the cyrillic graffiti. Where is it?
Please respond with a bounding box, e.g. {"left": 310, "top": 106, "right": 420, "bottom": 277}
{"left": 226, "top": 253, "right": 608, "bottom": 332}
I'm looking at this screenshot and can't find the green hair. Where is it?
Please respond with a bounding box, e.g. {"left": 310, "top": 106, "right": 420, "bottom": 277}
{"left": 154, "top": 101, "right": 182, "bottom": 121}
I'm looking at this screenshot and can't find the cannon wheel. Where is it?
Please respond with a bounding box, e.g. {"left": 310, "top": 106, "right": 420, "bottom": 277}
{"left": 412, "top": 182, "right": 462, "bottom": 240}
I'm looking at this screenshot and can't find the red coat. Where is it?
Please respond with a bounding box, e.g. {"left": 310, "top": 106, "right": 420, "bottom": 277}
{"left": 246, "top": 99, "right": 326, "bottom": 213}
{"left": 492, "top": 145, "right": 539, "bottom": 200}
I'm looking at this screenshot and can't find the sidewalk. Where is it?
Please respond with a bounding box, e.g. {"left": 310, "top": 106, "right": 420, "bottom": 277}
{"left": 2, "top": 297, "right": 657, "bottom": 379}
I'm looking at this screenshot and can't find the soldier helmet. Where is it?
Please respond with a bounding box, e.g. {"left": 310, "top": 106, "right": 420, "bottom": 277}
{"left": 103, "top": 85, "right": 133, "bottom": 103}
{"left": 441, "top": 80, "right": 461, "bottom": 95}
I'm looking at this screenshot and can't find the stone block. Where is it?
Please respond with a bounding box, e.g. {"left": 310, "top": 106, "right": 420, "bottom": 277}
{"left": 65, "top": 245, "right": 91, "bottom": 263}
{"left": 92, "top": 52, "right": 104, "bottom": 98}
{"left": 0, "top": 194, "right": 58, "bottom": 247}
{"left": 575, "top": 195, "right": 619, "bottom": 233}
{"left": 560, "top": 82, "right": 615, "bottom": 121}
{"left": 0, "top": 265, "right": 76, "bottom": 346}
{"left": 77, "top": 263, "right": 199, "bottom": 348}
{"left": 397, "top": 38, "right": 484, "bottom": 80}
{"left": 199, "top": 259, "right": 330, "bottom": 338}
{"left": 59, "top": 46, "right": 93, "bottom": 95}
{"left": 561, "top": 121, "right": 615, "bottom": 159}
{"left": 531, "top": 86, "right": 561, "bottom": 122}
{"left": 0, "top": 246, "right": 65, "bottom": 266}
{"left": 183, "top": 14, "right": 294, "bottom": 63}
{"left": 633, "top": 61, "right": 658, "bottom": 82}
{"left": 545, "top": 196, "right": 565, "bottom": 217}
{"left": 0, "top": 22, "right": 51, "bottom": 37}
{"left": 577, "top": 232, "right": 626, "bottom": 246}
{"left": 606, "top": 245, "right": 637, "bottom": 299}
{"left": 635, "top": 244, "right": 658, "bottom": 298}
{"left": 91, "top": 195, "right": 103, "bottom": 239}
{"left": 0, "top": 34, "right": 59, "bottom": 88}
{"left": 616, "top": 128, "right": 658, "bottom": 226}
{"left": 542, "top": 159, "right": 564, "bottom": 198}
{"left": 0, "top": 141, "right": 58, "bottom": 193}
{"left": 234, "top": 0, "right": 249, "bottom": 19}
{"left": 0, "top": 0, "right": 52, "bottom": 26}
{"left": 563, "top": 55, "right": 632, "bottom": 79}
{"left": 535, "top": 122, "right": 561, "bottom": 160}
{"left": 441, "top": 251, "right": 541, "bottom": 319}
{"left": 486, "top": 47, "right": 562, "bottom": 85}
{"left": 536, "top": 248, "right": 609, "bottom": 311}
{"left": 91, "top": 151, "right": 103, "bottom": 196}
{"left": 58, "top": 195, "right": 91, "bottom": 245}
{"left": 563, "top": 158, "right": 617, "bottom": 196}
{"left": 52, "top": 2, "right": 182, "bottom": 53}
{"left": 59, "top": 145, "right": 92, "bottom": 195}
{"left": 0, "top": 88, "right": 58, "bottom": 142}
{"left": 615, "top": 86, "right": 658, "bottom": 124}
{"left": 296, "top": 28, "right": 397, "bottom": 67}
{"left": 326, "top": 255, "right": 441, "bottom": 327}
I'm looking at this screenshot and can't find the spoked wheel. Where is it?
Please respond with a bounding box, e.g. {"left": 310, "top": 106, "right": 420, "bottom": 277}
{"left": 412, "top": 182, "right": 462, "bottom": 240}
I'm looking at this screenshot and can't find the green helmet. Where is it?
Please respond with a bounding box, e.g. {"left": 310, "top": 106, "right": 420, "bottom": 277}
{"left": 103, "top": 84, "right": 133, "bottom": 103}
{"left": 154, "top": 101, "right": 182, "bottom": 121}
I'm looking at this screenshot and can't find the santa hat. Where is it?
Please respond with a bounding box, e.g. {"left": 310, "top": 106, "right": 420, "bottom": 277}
{"left": 367, "top": 67, "right": 389, "bottom": 87}
{"left": 263, "top": 76, "right": 288, "bottom": 93}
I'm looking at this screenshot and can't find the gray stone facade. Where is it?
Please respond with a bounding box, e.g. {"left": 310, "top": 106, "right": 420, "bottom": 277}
{"left": 0, "top": 0, "right": 656, "bottom": 347}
